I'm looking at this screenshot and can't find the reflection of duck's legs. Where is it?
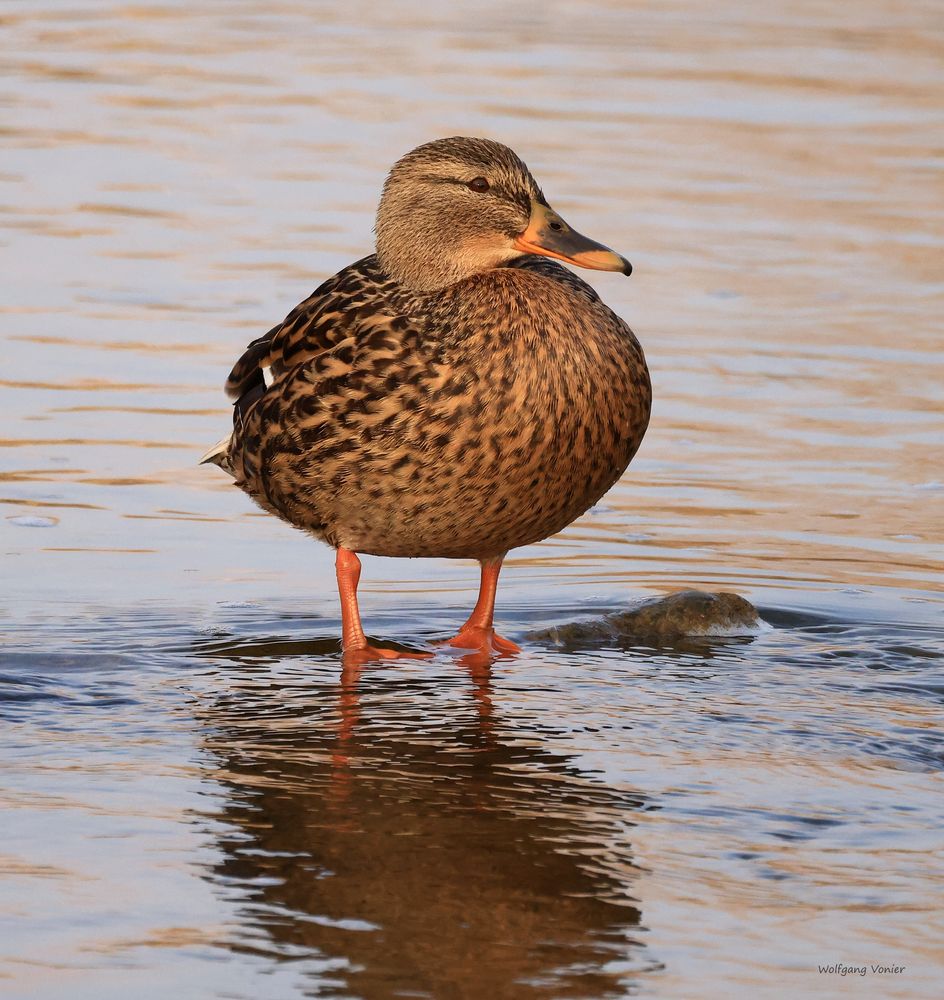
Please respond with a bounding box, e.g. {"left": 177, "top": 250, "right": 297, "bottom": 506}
{"left": 336, "top": 547, "right": 432, "bottom": 663}
{"left": 329, "top": 661, "right": 361, "bottom": 814}
{"left": 337, "top": 662, "right": 362, "bottom": 748}
{"left": 463, "top": 657, "right": 496, "bottom": 740}
{"left": 439, "top": 557, "right": 521, "bottom": 655}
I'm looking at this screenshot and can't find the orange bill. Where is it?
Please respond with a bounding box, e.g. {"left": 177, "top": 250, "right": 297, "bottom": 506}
{"left": 513, "top": 200, "right": 631, "bottom": 275}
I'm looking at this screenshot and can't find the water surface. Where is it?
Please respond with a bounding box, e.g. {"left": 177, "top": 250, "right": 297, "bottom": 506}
{"left": 2, "top": 1, "right": 943, "bottom": 997}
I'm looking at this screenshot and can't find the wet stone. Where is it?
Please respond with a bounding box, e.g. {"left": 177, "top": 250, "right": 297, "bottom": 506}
{"left": 530, "top": 590, "right": 762, "bottom": 646}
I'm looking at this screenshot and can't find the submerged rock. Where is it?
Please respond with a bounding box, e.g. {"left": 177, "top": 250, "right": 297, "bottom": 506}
{"left": 529, "top": 590, "right": 762, "bottom": 646}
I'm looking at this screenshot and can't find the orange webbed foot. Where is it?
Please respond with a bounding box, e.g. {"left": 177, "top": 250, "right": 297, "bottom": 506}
{"left": 342, "top": 642, "right": 433, "bottom": 666}
{"left": 437, "top": 626, "right": 522, "bottom": 656}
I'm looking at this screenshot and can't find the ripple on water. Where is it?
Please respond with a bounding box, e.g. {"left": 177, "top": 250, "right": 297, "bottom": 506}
{"left": 2, "top": 594, "right": 943, "bottom": 997}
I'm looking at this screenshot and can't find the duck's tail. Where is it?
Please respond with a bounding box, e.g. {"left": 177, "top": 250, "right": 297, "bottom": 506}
{"left": 199, "top": 434, "right": 235, "bottom": 477}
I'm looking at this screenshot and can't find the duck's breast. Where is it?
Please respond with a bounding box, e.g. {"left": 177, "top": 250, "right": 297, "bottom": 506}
{"left": 323, "top": 268, "right": 651, "bottom": 558}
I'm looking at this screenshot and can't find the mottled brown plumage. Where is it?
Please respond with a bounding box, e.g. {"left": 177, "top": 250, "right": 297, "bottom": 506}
{"left": 203, "top": 137, "right": 651, "bottom": 659}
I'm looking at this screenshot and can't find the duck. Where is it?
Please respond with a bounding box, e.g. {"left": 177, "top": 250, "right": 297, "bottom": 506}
{"left": 202, "top": 137, "right": 651, "bottom": 662}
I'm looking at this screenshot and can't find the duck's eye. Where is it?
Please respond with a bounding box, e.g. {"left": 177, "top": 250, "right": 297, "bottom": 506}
{"left": 467, "top": 177, "right": 490, "bottom": 193}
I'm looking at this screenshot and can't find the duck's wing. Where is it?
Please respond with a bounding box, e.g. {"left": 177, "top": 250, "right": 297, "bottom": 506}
{"left": 224, "top": 255, "right": 401, "bottom": 401}
{"left": 210, "top": 255, "right": 431, "bottom": 492}
{"left": 224, "top": 304, "right": 432, "bottom": 526}
{"left": 202, "top": 255, "right": 408, "bottom": 475}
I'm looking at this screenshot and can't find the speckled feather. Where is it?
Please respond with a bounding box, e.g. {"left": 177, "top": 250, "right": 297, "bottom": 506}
{"left": 219, "top": 252, "right": 650, "bottom": 560}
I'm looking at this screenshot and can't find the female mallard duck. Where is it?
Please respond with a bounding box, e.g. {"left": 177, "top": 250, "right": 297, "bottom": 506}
{"left": 203, "top": 137, "right": 650, "bottom": 660}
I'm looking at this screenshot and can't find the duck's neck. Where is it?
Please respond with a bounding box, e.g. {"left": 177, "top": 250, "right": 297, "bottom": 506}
{"left": 375, "top": 199, "right": 517, "bottom": 293}
{"left": 376, "top": 241, "right": 473, "bottom": 293}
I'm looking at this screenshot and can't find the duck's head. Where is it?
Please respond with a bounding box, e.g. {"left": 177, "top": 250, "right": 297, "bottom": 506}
{"left": 375, "top": 136, "right": 631, "bottom": 292}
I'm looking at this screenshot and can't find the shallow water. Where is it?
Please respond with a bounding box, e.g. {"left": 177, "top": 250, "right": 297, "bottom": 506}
{"left": 2, "top": 1, "right": 943, "bottom": 997}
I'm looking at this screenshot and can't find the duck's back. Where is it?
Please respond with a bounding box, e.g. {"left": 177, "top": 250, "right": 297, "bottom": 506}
{"left": 222, "top": 256, "right": 650, "bottom": 560}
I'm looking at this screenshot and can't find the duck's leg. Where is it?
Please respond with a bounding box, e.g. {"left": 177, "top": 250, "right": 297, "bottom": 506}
{"left": 336, "top": 547, "right": 430, "bottom": 662}
{"left": 441, "top": 556, "right": 521, "bottom": 654}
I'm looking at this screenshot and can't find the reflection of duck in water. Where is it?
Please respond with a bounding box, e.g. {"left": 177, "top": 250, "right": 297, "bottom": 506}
{"left": 202, "top": 137, "right": 650, "bottom": 661}
{"left": 193, "top": 646, "right": 649, "bottom": 997}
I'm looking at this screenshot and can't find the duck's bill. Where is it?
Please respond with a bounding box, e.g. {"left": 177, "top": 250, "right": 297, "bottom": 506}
{"left": 513, "top": 200, "right": 631, "bottom": 275}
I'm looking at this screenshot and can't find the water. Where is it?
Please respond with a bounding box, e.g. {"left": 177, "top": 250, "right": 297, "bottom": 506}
{"left": 2, "top": 1, "right": 943, "bottom": 997}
